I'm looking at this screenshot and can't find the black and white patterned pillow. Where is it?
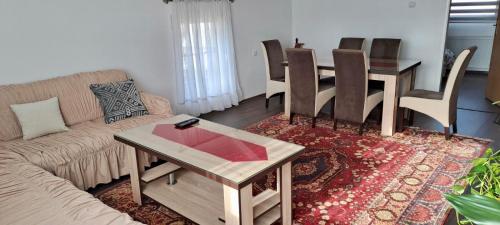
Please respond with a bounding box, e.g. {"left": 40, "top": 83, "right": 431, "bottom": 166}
{"left": 90, "top": 79, "right": 149, "bottom": 124}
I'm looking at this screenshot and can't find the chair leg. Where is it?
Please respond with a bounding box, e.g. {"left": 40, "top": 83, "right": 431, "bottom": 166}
{"left": 330, "top": 98, "right": 335, "bottom": 119}
{"left": 358, "top": 123, "right": 364, "bottom": 135}
{"left": 408, "top": 110, "right": 415, "bottom": 126}
{"left": 377, "top": 104, "right": 383, "bottom": 125}
{"left": 452, "top": 122, "right": 458, "bottom": 134}
{"left": 289, "top": 113, "right": 295, "bottom": 125}
{"left": 333, "top": 119, "right": 338, "bottom": 131}
{"left": 312, "top": 117, "right": 317, "bottom": 128}
{"left": 444, "top": 127, "right": 451, "bottom": 140}
{"left": 265, "top": 98, "right": 270, "bottom": 108}
{"left": 279, "top": 94, "right": 284, "bottom": 104}
{"left": 397, "top": 107, "right": 405, "bottom": 132}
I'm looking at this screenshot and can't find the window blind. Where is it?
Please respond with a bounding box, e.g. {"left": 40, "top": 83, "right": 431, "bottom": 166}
{"left": 449, "top": 0, "right": 499, "bottom": 23}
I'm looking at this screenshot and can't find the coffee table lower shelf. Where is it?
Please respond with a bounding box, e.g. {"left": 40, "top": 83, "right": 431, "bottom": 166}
{"left": 142, "top": 168, "right": 281, "bottom": 225}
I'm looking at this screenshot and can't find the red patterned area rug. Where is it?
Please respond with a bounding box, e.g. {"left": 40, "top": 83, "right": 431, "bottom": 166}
{"left": 95, "top": 114, "right": 490, "bottom": 225}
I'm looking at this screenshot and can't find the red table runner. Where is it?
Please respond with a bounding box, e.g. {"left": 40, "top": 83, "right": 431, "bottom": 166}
{"left": 152, "top": 124, "right": 268, "bottom": 162}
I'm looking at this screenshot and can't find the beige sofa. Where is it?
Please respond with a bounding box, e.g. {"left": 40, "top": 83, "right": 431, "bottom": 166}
{"left": 0, "top": 70, "right": 174, "bottom": 225}
{"left": 0, "top": 70, "right": 173, "bottom": 190}
{"left": 0, "top": 151, "right": 142, "bottom": 225}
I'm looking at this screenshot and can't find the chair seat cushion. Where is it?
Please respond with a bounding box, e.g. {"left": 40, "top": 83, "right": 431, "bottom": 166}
{"left": 404, "top": 89, "right": 444, "bottom": 100}
{"left": 319, "top": 76, "right": 335, "bottom": 86}
{"left": 364, "top": 89, "right": 384, "bottom": 120}
{"left": 319, "top": 82, "right": 335, "bottom": 92}
{"left": 271, "top": 77, "right": 285, "bottom": 82}
{"left": 368, "top": 89, "right": 383, "bottom": 96}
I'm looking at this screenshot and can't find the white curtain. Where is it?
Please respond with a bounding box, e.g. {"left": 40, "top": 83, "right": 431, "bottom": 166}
{"left": 172, "top": 0, "right": 241, "bottom": 116}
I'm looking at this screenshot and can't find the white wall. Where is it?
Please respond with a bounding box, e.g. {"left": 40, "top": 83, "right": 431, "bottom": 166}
{"left": 291, "top": 0, "right": 450, "bottom": 91}
{"left": 0, "top": 0, "right": 292, "bottom": 110}
{"left": 446, "top": 23, "right": 495, "bottom": 71}
{"left": 0, "top": 0, "right": 177, "bottom": 102}
{"left": 232, "top": 0, "right": 292, "bottom": 99}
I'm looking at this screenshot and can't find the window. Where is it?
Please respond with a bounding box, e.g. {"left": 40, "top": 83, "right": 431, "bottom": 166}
{"left": 172, "top": 0, "right": 241, "bottom": 115}
{"left": 449, "top": 0, "right": 499, "bottom": 23}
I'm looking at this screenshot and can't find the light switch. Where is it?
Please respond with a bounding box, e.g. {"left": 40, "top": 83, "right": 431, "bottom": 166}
{"left": 253, "top": 50, "right": 258, "bottom": 56}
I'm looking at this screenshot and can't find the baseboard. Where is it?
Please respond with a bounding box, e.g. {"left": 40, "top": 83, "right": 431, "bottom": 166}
{"left": 466, "top": 70, "right": 489, "bottom": 75}
{"left": 240, "top": 93, "right": 265, "bottom": 103}
{"left": 444, "top": 69, "right": 488, "bottom": 76}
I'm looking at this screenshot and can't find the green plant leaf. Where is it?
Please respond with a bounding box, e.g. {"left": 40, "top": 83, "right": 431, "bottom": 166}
{"left": 452, "top": 185, "right": 466, "bottom": 195}
{"left": 445, "top": 194, "right": 500, "bottom": 225}
{"left": 472, "top": 158, "right": 488, "bottom": 167}
{"left": 471, "top": 164, "right": 488, "bottom": 173}
{"left": 484, "top": 148, "right": 493, "bottom": 157}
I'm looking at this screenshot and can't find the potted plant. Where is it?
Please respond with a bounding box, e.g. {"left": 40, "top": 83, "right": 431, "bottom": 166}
{"left": 444, "top": 148, "right": 500, "bottom": 225}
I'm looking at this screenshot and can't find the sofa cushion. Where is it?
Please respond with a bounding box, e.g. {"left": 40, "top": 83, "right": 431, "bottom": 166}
{"left": 0, "top": 114, "right": 168, "bottom": 189}
{"left": 0, "top": 70, "right": 128, "bottom": 141}
{"left": 90, "top": 79, "right": 149, "bottom": 124}
{"left": 0, "top": 120, "right": 116, "bottom": 172}
{"left": 0, "top": 161, "right": 142, "bottom": 225}
{"left": 11, "top": 97, "right": 69, "bottom": 140}
{"left": 96, "top": 114, "right": 170, "bottom": 132}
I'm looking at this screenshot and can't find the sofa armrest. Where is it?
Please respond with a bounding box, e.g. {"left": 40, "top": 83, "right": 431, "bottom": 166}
{"left": 140, "top": 92, "right": 173, "bottom": 116}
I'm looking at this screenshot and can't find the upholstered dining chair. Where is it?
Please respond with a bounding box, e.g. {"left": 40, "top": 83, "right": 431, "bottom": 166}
{"left": 370, "top": 38, "right": 402, "bottom": 60}
{"left": 261, "top": 39, "right": 286, "bottom": 108}
{"left": 339, "top": 37, "right": 366, "bottom": 50}
{"left": 332, "top": 49, "right": 384, "bottom": 135}
{"left": 286, "top": 48, "right": 336, "bottom": 128}
{"left": 398, "top": 46, "right": 477, "bottom": 140}
{"left": 368, "top": 38, "right": 402, "bottom": 104}
{"left": 320, "top": 37, "right": 366, "bottom": 86}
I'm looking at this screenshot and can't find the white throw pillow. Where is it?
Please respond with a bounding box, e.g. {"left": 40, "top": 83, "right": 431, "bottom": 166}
{"left": 10, "top": 97, "right": 69, "bottom": 140}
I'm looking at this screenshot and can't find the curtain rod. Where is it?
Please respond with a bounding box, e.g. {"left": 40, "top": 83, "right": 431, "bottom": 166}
{"left": 163, "top": 0, "right": 234, "bottom": 3}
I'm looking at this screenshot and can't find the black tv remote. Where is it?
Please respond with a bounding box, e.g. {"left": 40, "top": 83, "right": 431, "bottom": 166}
{"left": 175, "top": 118, "right": 200, "bottom": 129}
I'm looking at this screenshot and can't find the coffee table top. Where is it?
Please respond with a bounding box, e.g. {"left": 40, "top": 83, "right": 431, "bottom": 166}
{"left": 114, "top": 114, "right": 305, "bottom": 189}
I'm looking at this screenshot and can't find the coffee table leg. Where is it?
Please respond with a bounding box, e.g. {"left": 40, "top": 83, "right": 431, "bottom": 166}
{"left": 280, "top": 162, "right": 293, "bottom": 225}
{"left": 223, "top": 184, "right": 253, "bottom": 225}
{"left": 168, "top": 172, "right": 177, "bottom": 185}
{"left": 129, "top": 148, "right": 143, "bottom": 205}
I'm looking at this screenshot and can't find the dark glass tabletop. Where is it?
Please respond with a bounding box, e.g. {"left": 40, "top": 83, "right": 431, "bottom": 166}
{"left": 283, "top": 58, "right": 422, "bottom": 75}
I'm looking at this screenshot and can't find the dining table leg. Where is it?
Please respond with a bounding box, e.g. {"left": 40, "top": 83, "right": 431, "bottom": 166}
{"left": 381, "top": 75, "right": 399, "bottom": 136}
{"left": 284, "top": 66, "right": 291, "bottom": 117}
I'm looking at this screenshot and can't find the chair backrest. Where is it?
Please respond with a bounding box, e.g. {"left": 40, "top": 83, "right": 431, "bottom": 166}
{"left": 339, "top": 37, "right": 365, "bottom": 50}
{"left": 370, "top": 38, "right": 402, "bottom": 60}
{"left": 261, "top": 39, "right": 285, "bottom": 82}
{"left": 286, "top": 48, "right": 319, "bottom": 116}
{"left": 443, "top": 46, "right": 477, "bottom": 122}
{"left": 332, "top": 49, "right": 369, "bottom": 123}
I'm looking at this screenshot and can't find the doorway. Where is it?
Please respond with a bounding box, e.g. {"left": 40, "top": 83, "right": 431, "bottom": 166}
{"left": 444, "top": 0, "right": 499, "bottom": 113}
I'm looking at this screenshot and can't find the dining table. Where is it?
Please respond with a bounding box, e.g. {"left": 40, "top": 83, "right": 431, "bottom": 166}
{"left": 282, "top": 58, "right": 422, "bottom": 136}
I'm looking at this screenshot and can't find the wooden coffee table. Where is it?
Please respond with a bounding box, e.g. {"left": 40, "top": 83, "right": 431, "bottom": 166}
{"left": 114, "top": 114, "right": 304, "bottom": 225}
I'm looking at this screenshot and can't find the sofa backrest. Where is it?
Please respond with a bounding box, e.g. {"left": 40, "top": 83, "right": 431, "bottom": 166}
{"left": 0, "top": 70, "right": 128, "bottom": 141}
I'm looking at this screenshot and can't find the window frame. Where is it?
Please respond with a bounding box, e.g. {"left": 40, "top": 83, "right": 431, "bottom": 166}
{"left": 449, "top": 0, "right": 499, "bottom": 23}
